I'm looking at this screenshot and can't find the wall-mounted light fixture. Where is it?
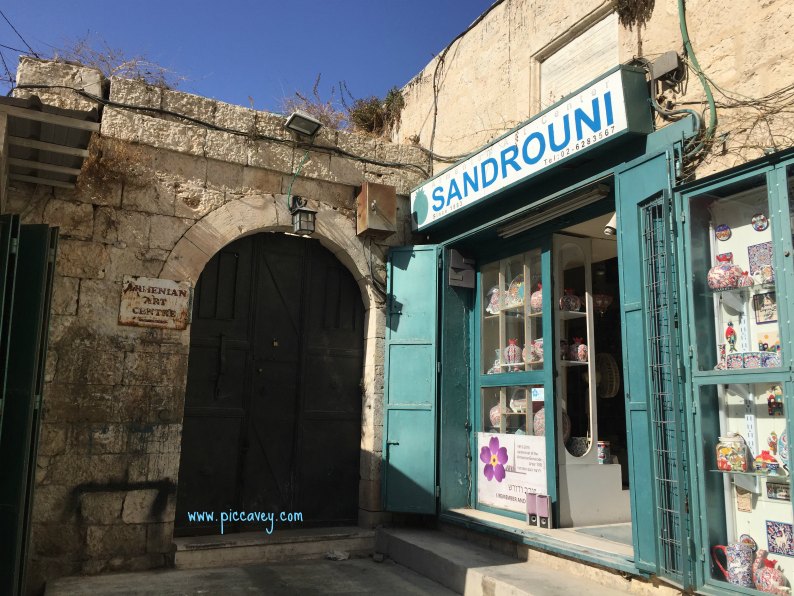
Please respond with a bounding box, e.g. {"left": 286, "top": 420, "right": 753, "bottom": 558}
{"left": 283, "top": 112, "right": 323, "bottom": 235}
{"left": 285, "top": 110, "right": 323, "bottom": 138}
{"left": 603, "top": 212, "right": 618, "bottom": 236}
{"left": 289, "top": 195, "right": 316, "bottom": 235}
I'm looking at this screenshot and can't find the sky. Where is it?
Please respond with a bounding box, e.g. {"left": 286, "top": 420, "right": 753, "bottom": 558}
{"left": 1, "top": 1, "right": 492, "bottom": 114}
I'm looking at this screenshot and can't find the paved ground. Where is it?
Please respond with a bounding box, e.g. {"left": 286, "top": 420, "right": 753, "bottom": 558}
{"left": 46, "top": 557, "right": 456, "bottom": 595}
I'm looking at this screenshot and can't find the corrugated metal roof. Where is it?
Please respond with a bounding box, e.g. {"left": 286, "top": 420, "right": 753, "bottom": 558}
{"left": 0, "top": 95, "right": 100, "bottom": 189}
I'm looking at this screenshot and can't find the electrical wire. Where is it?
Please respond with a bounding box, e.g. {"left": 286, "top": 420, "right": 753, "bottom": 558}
{"left": 15, "top": 82, "right": 432, "bottom": 178}
{"left": 0, "top": 9, "right": 39, "bottom": 58}
{"left": 285, "top": 149, "right": 310, "bottom": 210}
{"left": 0, "top": 41, "right": 27, "bottom": 54}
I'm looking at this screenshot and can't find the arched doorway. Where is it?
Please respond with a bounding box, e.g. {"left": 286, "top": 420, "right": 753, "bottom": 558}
{"left": 174, "top": 232, "right": 364, "bottom": 535}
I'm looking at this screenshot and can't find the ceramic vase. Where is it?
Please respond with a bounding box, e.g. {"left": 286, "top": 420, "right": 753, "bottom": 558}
{"left": 529, "top": 338, "right": 543, "bottom": 362}
{"left": 559, "top": 288, "right": 581, "bottom": 311}
{"left": 504, "top": 339, "right": 522, "bottom": 364}
{"left": 712, "top": 542, "right": 755, "bottom": 588}
{"left": 753, "top": 550, "right": 789, "bottom": 595}
{"left": 716, "top": 433, "right": 748, "bottom": 472}
{"left": 593, "top": 293, "right": 613, "bottom": 314}
{"left": 567, "top": 436, "right": 590, "bottom": 457}
{"left": 533, "top": 408, "right": 571, "bottom": 442}
{"left": 530, "top": 283, "right": 543, "bottom": 312}
{"left": 779, "top": 430, "right": 788, "bottom": 467}
{"left": 569, "top": 337, "right": 588, "bottom": 362}
{"left": 486, "top": 286, "right": 501, "bottom": 314}
{"left": 707, "top": 254, "right": 744, "bottom": 290}
{"left": 489, "top": 404, "right": 501, "bottom": 428}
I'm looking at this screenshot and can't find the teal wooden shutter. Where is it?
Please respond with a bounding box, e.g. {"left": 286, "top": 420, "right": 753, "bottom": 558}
{"left": 383, "top": 245, "right": 439, "bottom": 513}
{"left": 616, "top": 150, "right": 691, "bottom": 583}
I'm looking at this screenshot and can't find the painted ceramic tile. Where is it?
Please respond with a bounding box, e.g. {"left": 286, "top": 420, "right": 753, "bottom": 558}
{"left": 766, "top": 520, "right": 794, "bottom": 557}
{"left": 748, "top": 241, "right": 773, "bottom": 274}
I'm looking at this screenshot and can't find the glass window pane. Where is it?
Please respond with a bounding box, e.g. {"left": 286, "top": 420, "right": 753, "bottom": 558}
{"left": 688, "top": 175, "right": 782, "bottom": 372}
{"left": 698, "top": 381, "right": 792, "bottom": 587}
{"left": 481, "top": 248, "right": 543, "bottom": 374}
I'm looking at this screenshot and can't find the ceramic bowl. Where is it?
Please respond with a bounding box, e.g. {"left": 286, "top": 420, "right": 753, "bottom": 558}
{"left": 567, "top": 436, "right": 590, "bottom": 457}
{"left": 743, "top": 352, "right": 763, "bottom": 369}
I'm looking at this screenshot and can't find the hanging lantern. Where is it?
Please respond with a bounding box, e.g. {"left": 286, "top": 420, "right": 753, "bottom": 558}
{"left": 289, "top": 196, "right": 316, "bottom": 235}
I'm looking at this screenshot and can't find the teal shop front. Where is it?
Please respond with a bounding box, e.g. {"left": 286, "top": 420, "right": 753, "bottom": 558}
{"left": 383, "top": 65, "right": 794, "bottom": 594}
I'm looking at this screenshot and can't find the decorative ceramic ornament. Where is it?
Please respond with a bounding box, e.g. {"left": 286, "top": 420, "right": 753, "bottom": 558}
{"left": 569, "top": 337, "right": 588, "bottom": 362}
{"left": 726, "top": 321, "right": 737, "bottom": 352}
{"left": 559, "top": 288, "right": 582, "bottom": 311}
{"left": 712, "top": 542, "right": 755, "bottom": 588}
{"left": 533, "top": 408, "right": 570, "bottom": 442}
{"left": 744, "top": 352, "right": 763, "bottom": 368}
{"left": 753, "top": 549, "right": 789, "bottom": 594}
{"left": 769, "top": 431, "right": 779, "bottom": 456}
{"left": 486, "top": 286, "right": 501, "bottom": 314}
{"left": 778, "top": 430, "right": 788, "bottom": 467}
{"left": 505, "top": 274, "right": 524, "bottom": 307}
{"left": 752, "top": 213, "right": 770, "bottom": 232}
{"left": 530, "top": 283, "right": 543, "bottom": 312}
{"left": 716, "top": 433, "right": 749, "bottom": 472}
{"left": 489, "top": 404, "right": 501, "bottom": 428}
{"left": 708, "top": 254, "right": 744, "bottom": 290}
{"left": 715, "top": 223, "right": 732, "bottom": 241}
{"left": 567, "top": 436, "right": 590, "bottom": 457}
{"left": 738, "top": 272, "right": 755, "bottom": 287}
{"left": 509, "top": 389, "right": 528, "bottom": 413}
{"left": 504, "top": 339, "right": 522, "bottom": 365}
{"left": 739, "top": 534, "right": 758, "bottom": 552}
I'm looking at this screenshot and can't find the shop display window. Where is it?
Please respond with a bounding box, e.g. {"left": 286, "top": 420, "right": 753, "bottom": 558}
{"left": 700, "top": 381, "right": 793, "bottom": 591}
{"left": 688, "top": 174, "right": 783, "bottom": 372}
{"left": 480, "top": 249, "right": 543, "bottom": 375}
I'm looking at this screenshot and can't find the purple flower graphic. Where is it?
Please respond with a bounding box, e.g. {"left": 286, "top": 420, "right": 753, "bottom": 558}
{"left": 480, "top": 436, "right": 508, "bottom": 482}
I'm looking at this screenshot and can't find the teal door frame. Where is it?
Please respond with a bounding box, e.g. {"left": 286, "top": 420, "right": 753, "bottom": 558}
{"left": 675, "top": 154, "right": 794, "bottom": 592}
{"left": 471, "top": 238, "right": 556, "bottom": 520}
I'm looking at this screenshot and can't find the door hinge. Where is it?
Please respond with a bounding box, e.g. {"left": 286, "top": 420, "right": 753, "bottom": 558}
{"left": 700, "top": 547, "right": 706, "bottom": 562}
{"left": 438, "top": 252, "right": 443, "bottom": 269}
{"left": 49, "top": 247, "right": 57, "bottom": 263}
{"left": 435, "top": 485, "right": 440, "bottom": 498}
{"left": 10, "top": 238, "right": 18, "bottom": 254}
{"left": 437, "top": 361, "right": 441, "bottom": 374}
{"left": 680, "top": 211, "right": 686, "bottom": 223}
{"left": 688, "top": 346, "right": 695, "bottom": 359}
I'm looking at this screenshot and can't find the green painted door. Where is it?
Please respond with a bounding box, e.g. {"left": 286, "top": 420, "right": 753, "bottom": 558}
{"left": 383, "top": 245, "right": 439, "bottom": 513}
{"left": 616, "top": 150, "right": 693, "bottom": 588}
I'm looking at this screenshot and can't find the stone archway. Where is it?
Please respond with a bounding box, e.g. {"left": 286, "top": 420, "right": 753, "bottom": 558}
{"left": 160, "top": 195, "right": 386, "bottom": 530}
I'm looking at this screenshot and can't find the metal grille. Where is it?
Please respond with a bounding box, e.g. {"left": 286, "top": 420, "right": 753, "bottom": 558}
{"left": 642, "top": 195, "right": 690, "bottom": 582}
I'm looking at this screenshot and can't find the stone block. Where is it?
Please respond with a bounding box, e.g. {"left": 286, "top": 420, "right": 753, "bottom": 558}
{"left": 31, "top": 485, "right": 75, "bottom": 523}
{"left": 161, "top": 88, "right": 217, "bottom": 125}
{"left": 173, "top": 185, "right": 226, "bottom": 219}
{"left": 150, "top": 385, "right": 184, "bottom": 424}
{"left": 109, "top": 77, "right": 163, "bottom": 108}
{"left": 38, "top": 423, "right": 68, "bottom": 456}
{"left": 328, "top": 155, "right": 366, "bottom": 186}
{"left": 116, "top": 210, "right": 151, "bottom": 247}
{"left": 44, "top": 350, "right": 58, "bottom": 382}
{"left": 214, "top": 102, "right": 257, "bottom": 134}
{"left": 80, "top": 491, "right": 124, "bottom": 524}
{"left": 147, "top": 453, "right": 180, "bottom": 482}
{"left": 247, "top": 139, "right": 294, "bottom": 174}
{"left": 43, "top": 199, "right": 94, "bottom": 240}
{"left": 205, "top": 130, "right": 248, "bottom": 166}
{"left": 100, "top": 107, "right": 143, "bottom": 144}
{"left": 296, "top": 150, "right": 333, "bottom": 182}
{"left": 281, "top": 175, "right": 355, "bottom": 213}
{"left": 42, "top": 383, "right": 117, "bottom": 424}
{"left": 139, "top": 114, "right": 207, "bottom": 156}
{"left": 159, "top": 237, "right": 210, "bottom": 285}
{"left": 51, "top": 275, "right": 79, "bottom": 315}
{"left": 206, "top": 158, "right": 244, "bottom": 191}
{"left": 15, "top": 56, "right": 104, "bottom": 112}
{"left": 123, "top": 351, "right": 188, "bottom": 386}
{"left": 147, "top": 522, "right": 175, "bottom": 554}
{"left": 336, "top": 130, "right": 379, "bottom": 157}
{"left": 241, "top": 166, "right": 282, "bottom": 192}
{"left": 103, "top": 246, "right": 167, "bottom": 282}
{"left": 72, "top": 423, "right": 126, "bottom": 454}
{"left": 31, "top": 521, "right": 83, "bottom": 558}
{"left": 122, "top": 184, "right": 175, "bottom": 216}
{"left": 360, "top": 448, "right": 382, "bottom": 482}
{"left": 255, "top": 111, "right": 292, "bottom": 142}
{"left": 122, "top": 489, "right": 160, "bottom": 523}
{"left": 154, "top": 151, "right": 208, "bottom": 186}
{"left": 69, "top": 176, "right": 125, "bottom": 209}
{"left": 56, "top": 347, "right": 124, "bottom": 385}
{"left": 86, "top": 524, "right": 147, "bottom": 557}
{"left": 92, "top": 206, "right": 118, "bottom": 244}
{"left": 77, "top": 278, "right": 122, "bottom": 329}
{"left": 56, "top": 239, "right": 109, "bottom": 279}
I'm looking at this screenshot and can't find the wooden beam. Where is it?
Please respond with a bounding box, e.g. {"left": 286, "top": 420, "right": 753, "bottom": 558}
{"left": 0, "top": 104, "right": 100, "bottom": 132}
{"left": 9, "top": 174, "right": 75, "bottom": 189}
{"left": 8, "top": 136, "right": 89, "bottom": 158}
{"left": 7, "top": 157, "right": 82, "bottom": 176}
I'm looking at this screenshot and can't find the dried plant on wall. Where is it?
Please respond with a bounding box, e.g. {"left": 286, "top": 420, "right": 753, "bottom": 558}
{"left": 616, "top": 0, "right": 656, "bottom": 30}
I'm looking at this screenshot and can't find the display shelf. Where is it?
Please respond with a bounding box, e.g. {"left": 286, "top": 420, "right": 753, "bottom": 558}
{"left": 559, "top": 360, "right": 588, "bottom": 367}
{"left": 559, "top": 310, "right": 587, "bottom": 320}
{"left": 711, "top": 469, "right": 790, "bottom": 482}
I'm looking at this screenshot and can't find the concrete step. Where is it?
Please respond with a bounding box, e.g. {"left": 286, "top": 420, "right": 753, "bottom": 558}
{"left": 174, "top": 526, "right": 374, "bottom": 569}
{"left": 376, "top": 528, "right": 635, "bottom": 596}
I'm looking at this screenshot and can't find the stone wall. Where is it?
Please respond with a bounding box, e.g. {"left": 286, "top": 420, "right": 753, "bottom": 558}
{"left": 6, "top": 57, "right": 427, "bottom": 592}
{"left": 394, "top": 0, "right": 794, "bottom": 177}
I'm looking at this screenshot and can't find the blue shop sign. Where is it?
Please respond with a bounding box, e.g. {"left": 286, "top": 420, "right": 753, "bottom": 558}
{"left": 411, "top": 66, "right": 653, "bottom": 230}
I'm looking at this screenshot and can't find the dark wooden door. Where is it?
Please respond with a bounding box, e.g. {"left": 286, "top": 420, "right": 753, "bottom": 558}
{"left": 175, "top": 233, "right": 364, "bottom": 535}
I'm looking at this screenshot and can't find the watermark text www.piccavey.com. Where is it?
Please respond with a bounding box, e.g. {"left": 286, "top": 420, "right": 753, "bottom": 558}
{"left": 186, "top": 510, "right": 303, "bottom": 534}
